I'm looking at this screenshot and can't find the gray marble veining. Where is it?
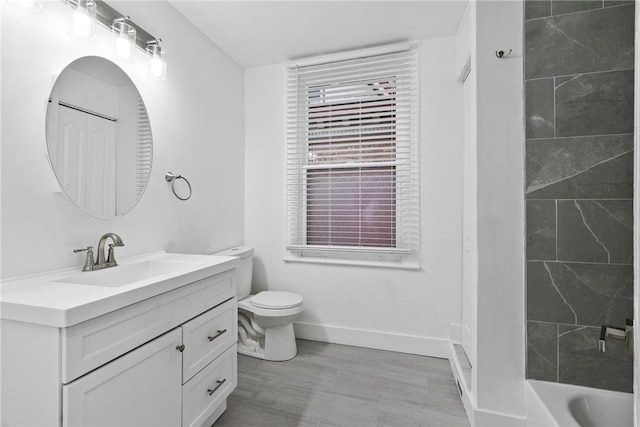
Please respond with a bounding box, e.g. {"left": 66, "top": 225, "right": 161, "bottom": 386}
{"left": 527, "top": 200, "right": 556, "bottom": 260}
{"left": 526, "top": 135, "right": 633, "bottom": 199}
{"left": 525, "top": 4, "right": 634, "bottom": 79}
{"left": 558, "top": 325, "right": 632, "bottom": 392}
{"left": 524, "top": 0, "right": 634, "bottom": 393}
{"left": 527, "top": 321, "right": 558, "bottom": 382}
{"left": 527, "top": 261, "right": 633, "bottom": 326}
{"left": 526, "top": 78, "right": 555, "bottom": 139}
{"left": 555, "top": 70, "right": 634, "bottom": 137}
{"left": 552, "top": 1, "right": 603, "bottom": 16}
{"left": 556, "top": 200, "right": 633, "bottom": 263}
{"left": 525, "top": 0, "right": 551, "bottom": 20}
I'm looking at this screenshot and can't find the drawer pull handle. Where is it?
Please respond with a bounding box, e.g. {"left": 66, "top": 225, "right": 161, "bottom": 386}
{"left": 207, "top": 329, "right": 227, "bottom": 342}
{"left": 176, "top": 344, "right": 185, "bottom": 352}
{"left": 207, "top": 379, "right": 226, "bottom": 396}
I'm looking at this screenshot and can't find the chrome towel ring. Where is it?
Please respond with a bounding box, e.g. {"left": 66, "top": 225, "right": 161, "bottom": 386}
{"left": 165, "top": 172, "right": 192, "bottom": 201}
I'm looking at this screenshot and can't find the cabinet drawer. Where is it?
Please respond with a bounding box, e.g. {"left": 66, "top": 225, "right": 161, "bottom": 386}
{"left": 62, "top": 271, "right": 235, "bottom": 383}
{"left": 182, "top": 297, "right": 237, "bottom": 383}
{"left": 182, "top": 344, "right": 237, "bottom": 427}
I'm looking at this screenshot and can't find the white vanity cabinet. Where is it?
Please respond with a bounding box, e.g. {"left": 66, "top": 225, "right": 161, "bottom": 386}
{"left": 1, "top": 256, "right": 239, "bottom": 427}
{"left": 63, "top": 328, "right": 184, "bottom": 426}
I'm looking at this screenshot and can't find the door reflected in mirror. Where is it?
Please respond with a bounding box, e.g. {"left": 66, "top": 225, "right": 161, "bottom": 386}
{"left": 46, "top": 56, "right": 152, "bottom": 219}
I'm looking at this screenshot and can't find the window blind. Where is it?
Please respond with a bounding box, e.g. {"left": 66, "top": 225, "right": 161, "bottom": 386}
{"left": 136, "top": 97, "right": 153, "bottom": 198}
{"left": 286, "top": 45, "right": 420, "bottom": 265}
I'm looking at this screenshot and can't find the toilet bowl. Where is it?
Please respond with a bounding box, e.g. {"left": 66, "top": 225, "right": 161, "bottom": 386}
{"left": 213, "top": 247, "right": 304, "bottom": 361}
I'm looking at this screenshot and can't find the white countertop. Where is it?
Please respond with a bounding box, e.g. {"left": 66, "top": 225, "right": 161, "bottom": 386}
{"left": 0, "top": 252, "right": 239, "bottom": 328}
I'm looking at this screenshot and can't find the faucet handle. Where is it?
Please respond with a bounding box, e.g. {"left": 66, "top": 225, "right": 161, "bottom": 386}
{"left": 73, "top": 246, "right": 95, "bottom": 271}
{"left": 106, "top": 243, "right": 119, "bottom": 265}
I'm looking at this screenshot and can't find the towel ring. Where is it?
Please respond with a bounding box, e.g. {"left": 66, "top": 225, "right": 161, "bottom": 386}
{"left": 165, "top": 172, "right": 192, "bottom": 201}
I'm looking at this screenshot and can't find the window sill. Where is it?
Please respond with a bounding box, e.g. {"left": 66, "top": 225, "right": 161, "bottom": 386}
{"left": 283, "top": 255, "right": 420, "bottom": 270}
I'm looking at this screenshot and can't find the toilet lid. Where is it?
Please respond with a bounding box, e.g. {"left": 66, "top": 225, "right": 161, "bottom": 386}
{"left": 250, "top": 291, "right": 303, "bottom": 309}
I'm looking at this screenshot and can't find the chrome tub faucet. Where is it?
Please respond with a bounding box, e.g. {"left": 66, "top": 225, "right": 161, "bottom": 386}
{"left": 599, "top": 319, "right": 633, "bottom": 353}
{"left": 74, "top": 233, "right": 124, "bottom": 271}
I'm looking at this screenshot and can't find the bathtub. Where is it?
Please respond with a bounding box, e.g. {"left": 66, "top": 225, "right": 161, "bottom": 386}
{"left": 526, "top": 380, "right": 633, "bottom": 427}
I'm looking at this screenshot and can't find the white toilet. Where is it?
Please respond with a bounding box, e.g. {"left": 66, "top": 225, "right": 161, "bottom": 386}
{"left": 214, "top": 246, "right": 303, "bottom": 361}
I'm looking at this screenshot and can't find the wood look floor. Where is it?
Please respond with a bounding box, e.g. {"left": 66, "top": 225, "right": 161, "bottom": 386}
{"left": 214, "top": 339, "right": 470, "bottom": 427}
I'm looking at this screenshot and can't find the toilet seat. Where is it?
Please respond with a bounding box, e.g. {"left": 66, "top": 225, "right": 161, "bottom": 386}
{"left": 250, "top": 291, "right": 303, "bottom": 309}
{"left": 238, "top": 293, "right": 304, "bottom": 318}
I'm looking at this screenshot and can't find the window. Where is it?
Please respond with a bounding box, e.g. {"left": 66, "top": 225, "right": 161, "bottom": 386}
{"left": 286, "top": 44, "right": 420, "bottom": 268}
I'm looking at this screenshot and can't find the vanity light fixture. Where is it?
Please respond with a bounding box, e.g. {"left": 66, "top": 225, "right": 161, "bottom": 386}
{"left": 61, "top": 0, "right": 166, "bottom": 77}
{"left": 69, "top": 0, "right": 96, "bottom": 40}
{"left": 146, "top": 39, "right": 166, "bottom": 80}
{"left": 112, "top": 17, "right": 136, "bottom": 62}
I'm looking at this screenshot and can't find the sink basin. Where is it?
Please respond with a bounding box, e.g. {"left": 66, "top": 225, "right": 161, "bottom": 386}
{"left": 53, "top": 260, "right": 201, "bottom": 288}
{"left": 569, "top": 394, "right": 633, "bottom": 427}
{"left": 1, "top": 252, "right": 239, "bottom": 328}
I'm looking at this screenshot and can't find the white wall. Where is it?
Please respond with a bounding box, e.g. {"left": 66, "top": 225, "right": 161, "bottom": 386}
{"left": 244, "top": 37, "right": 464, "bottom": 357}
{"left": 473, "top": 1, "right": 526, "bottom": 424}
{"left": 1, "top": 1, "right": 245, "bottom": 279}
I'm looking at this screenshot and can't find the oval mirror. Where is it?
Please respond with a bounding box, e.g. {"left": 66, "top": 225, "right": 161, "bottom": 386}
{"left": 46, "top": 56, "right": 152, "bottom": 219}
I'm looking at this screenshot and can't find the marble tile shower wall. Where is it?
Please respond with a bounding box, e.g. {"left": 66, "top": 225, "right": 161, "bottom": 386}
{"left": 524, "top": 1, "right": 634, "bottom": 392}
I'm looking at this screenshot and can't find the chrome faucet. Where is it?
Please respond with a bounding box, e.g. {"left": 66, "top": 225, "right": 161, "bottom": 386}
{"left": 97, "top": 233, "right": 124, "bottom": 268}
{"left": 73, "top": 233, "right": 124, "bottom": 271}
{"left": 599, "top": 319, "right": 633, "bottom": 353}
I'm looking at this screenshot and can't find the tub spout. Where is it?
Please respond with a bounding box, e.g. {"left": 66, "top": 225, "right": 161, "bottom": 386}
{"left": 599, "top": 319, "right": 633, "bottom": 353}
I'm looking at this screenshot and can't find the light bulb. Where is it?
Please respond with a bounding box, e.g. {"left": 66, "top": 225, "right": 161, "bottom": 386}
{"left": 146, "top": 42, "right": 166, "bottom": 79}
{"left": 149, "top": 56, "right": 164, "bottom": 77}
{"left": 115, "top": 36, "right": 132, "bottom": 60}
{"left": 112, "top": 21, "right": 136, "bottom": 62}
{"left": 72, "top": 11, "right": 91, "bottom": 37}
{"left": 68, "top": 0, "right": 95, "bottom": 39}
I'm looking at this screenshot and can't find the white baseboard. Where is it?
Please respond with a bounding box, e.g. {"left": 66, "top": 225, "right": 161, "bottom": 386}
{"left": 449, "top": 343, "right": 526, "bottom": 427}
{"left": 449, "top": 343, "right": 476, "bottom": 425}
{"left": 293, "top": 321, "right": 450, "bottom": 358}
{"left": 473, "top": 408, "right": 526, "bottom": 427}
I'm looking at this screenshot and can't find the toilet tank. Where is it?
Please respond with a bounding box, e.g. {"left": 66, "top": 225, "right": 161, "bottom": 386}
{"left": 213, "top": 246, "right": 254, "bottom": 299}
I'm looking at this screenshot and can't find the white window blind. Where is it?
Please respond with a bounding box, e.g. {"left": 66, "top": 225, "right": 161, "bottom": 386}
{"left": 136, "top": 97, "right": 152, "bottom": 198}
{"left": 286, "top": 44, "right": 420, "bottom": 266}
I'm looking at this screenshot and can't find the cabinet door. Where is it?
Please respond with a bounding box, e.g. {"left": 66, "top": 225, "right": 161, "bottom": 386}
{"left": 63, "top": 328, "right": 182, "bottom": 426}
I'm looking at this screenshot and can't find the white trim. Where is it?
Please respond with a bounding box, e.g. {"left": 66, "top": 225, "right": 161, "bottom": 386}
{"left": 293, "top": 321, "right": 449, "bottom": 358}
{"left": 286, "top": 244, "right": 410, "bottom": 255}
{"left": 473, "top": 408, "right": 526, "bottom": 427}
{"left": 449, "top": 343, "right": 475, "bottom": 425}
{"left": 450, "top": 342, "right": 528, "bottom": 427}
{"left": 288, "top": 42, "right": 413, "bottom": 68}
{"left": 286, "top": 45, "right": 420, "bottom": 264}
{"left": 634, "top": 0, "right": 640, "bottom": 422}
{"left": 450, "top": 323, "right": 464, "bottom": 343}
{"left": 283, "top": 255, "right": 420, "bottom": 270}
